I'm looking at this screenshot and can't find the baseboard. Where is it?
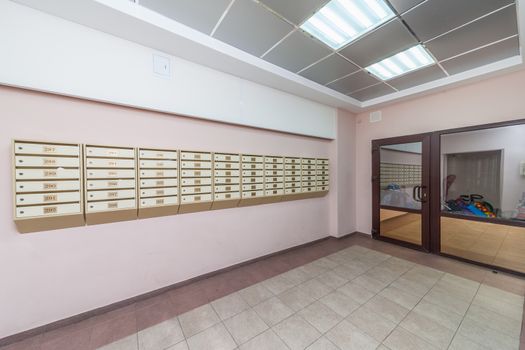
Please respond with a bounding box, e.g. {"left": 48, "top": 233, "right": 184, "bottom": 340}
{"left": 0, "top": 235, "right": 332, "bottom": 346}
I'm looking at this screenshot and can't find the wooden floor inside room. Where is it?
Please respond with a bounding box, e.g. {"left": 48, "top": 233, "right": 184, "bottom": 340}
{"left": 2, "top": 233, "right": 525, "bottom": 350}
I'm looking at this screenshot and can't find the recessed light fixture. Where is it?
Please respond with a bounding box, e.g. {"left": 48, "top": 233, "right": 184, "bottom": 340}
{"left": 300, "top": 0, "right": 395, "bottom": 49}
{"left": 365, "top": 45, "right": 435, "bottom": 80}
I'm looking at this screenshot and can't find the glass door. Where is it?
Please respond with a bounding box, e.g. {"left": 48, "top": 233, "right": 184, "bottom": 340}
{"left": 372, "top": 134, "right": 431, "bottom": 251}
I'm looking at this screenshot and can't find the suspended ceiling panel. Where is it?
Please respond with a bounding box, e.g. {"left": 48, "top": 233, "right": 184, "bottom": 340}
{"left": 10, "top": 0, "right": 525, "bottom": 108}
{"left": 338, "top": 18, "right": 417, "bottom": 67}
{"left": 402, "top": 0, "right": 515, "bottom": 42}
{"left": 327, "top": 70, "right": 380, "bottom": 94}
{"left": 441, "top": 36, "right": 521, "bottom": 75}
{"left": 388, "top": 64, "right": 446, "bottom": 90}
{"left": 135, "top": 0, "right": 522, "bottom": 103}
{"left": 213, "top": 0, "right": 293, "bottom": 57}
{"left": 259, "top": 0, "right": 330, "bottom": 25}
{"left": 425, "top": 5, "right": 518, "bottom": 61}
{"left": 139, "top": 0, "right": 231, "bottom": 34}
{"left": 350, "top": 83, "right": 396, "bottom": 100}
{"left": 262, "top": 30, "right": 332, "bottom": 72}
{"left": 299, "top": 53, "right": 360, "bottom": 85}
{"left": 388, "top": 0, "right": 425, "bottom": 14}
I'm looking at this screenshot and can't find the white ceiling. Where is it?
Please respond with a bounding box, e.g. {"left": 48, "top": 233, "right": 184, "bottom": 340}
{"left": 10, "top": 0, "right": 525, "bottom": 112}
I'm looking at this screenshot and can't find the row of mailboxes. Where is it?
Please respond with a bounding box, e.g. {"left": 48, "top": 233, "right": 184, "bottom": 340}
{"left": 13, "top": 140, "right": 330, "bottom": 233}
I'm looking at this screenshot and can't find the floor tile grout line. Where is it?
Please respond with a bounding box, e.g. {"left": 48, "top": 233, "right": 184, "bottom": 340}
{"left": 378, "top": 262, "right": 446, "bottom": 348}
{"left": 445, "top": 282, "right": 483, "bottom": 350}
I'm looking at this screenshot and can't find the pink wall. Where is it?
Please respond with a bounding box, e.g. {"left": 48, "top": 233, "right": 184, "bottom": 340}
{"left": 355, "top": 69, "right": 525, "bottom": 234}
{"left": 329, "top": 109, "right": 357, "bottom": 237}
{"left": 0, "top": 86, "right": 354, "bottom": 338}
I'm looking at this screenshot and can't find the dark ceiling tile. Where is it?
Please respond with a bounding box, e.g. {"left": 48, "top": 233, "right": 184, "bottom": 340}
{"left": 140, "top": 0, "right": 231, "bottom": 34}
{"left": 349, "top": 83, "right": 396, "bottom": 101}
{"left": 426, "top": 5, "right": 518, "bottom": 61}
{"left": 441, "top": 36, "right": 519, "bottom": 75}
{"left": 263, "top": 30, "right": 332, "bottom": 72}
{"left": 388, "top": 65, "right": 446, "bottom": 90}
{"left": 259, "top": 0, "right": 329, "bottom": 25}
{"left": 339, "top": 19, "right": 417, "bottom": 67}
{"left": 402, "top": 0, "right": 515, "bottom": 42}
{"left": 299, "top": 54, "right": 360, "bottom": 85}
{"left": 214, "top": 0, "right": 293, "bottom": 57}
{"left": 387, "top": 0, "right": 425, "bottom": 14}
{"left": 326, "top": 71, "right": 380, "bottom": 94}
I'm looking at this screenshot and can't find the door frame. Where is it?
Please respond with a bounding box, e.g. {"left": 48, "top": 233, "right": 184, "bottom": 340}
{"left": 372, "top": 133, "right": 432, "bottom": 252}
{"left": 372, "top": 119, "right": 525, "bottom": 276}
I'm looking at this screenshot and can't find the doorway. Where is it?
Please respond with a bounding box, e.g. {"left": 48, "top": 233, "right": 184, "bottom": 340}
{"left": 372, "top": 134, "right": 431, "bottom": 251}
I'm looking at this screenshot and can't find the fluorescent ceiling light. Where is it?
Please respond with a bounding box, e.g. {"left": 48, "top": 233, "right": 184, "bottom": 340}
{"left": 365, "top": 45, "right": 435, "bottom": 80}
{"left": 301, "top": 0, "right": 395, "bottom": 49}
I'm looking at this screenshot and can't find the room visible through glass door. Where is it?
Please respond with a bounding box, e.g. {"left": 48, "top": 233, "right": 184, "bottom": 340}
{"left": 372, "top": 135, "right": 431, "bottom": 250}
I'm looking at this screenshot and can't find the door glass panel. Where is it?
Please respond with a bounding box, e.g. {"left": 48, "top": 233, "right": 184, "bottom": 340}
{"left": 379, "top": 142, "right": 423, "bottom": 245}
{"left": 440, "top": 124, "right": 525, "bottom": 272}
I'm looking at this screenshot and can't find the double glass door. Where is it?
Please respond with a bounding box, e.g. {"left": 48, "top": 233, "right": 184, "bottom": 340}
{"left": 371, "top": 122, "right": 525, "bottom": 275}
{"left": 372, "top": 134, "right": 431, "bottom": 251}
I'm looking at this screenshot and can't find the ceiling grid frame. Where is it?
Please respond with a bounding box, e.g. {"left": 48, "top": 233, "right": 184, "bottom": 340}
{"left": 9, "top": 0, "right": 525, "bottom": 109}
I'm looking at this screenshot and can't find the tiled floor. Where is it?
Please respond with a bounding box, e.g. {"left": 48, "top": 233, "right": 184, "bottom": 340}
{"left": 2, "top": 233, "right": 525, "bottom": 350}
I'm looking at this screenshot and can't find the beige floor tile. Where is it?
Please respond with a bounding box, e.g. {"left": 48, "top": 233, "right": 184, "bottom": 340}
{"left": 297, "top": 301, "right": 343, "bottom": 334}
{"left": 238, "top": 283, "right": 274, "bottom": 307}
{"left": 298, "top": 278, "right": 333, "bottom": 300}
{"left": 366, "top": 266, "right": 401, "bottom": 284}
{"left": 224, "top": 309, "right": 268, "bottom": 345}
{"left": 252, "top": 297, "right": 294, "bottom": 327}
{"left": 262, "top": 274, "right": 296, "bottom": 295}
{"left": 458, "top": 317, "right": 520, "bottom": 350}
{"left": 383, "top": 327, "right": 438, "bottom": 350}
{"left": 305, "top": 336, "right": 339, "bottom": 350}
{"left": 448, "top": 334, "right": 489, "bottom": 350}
{"left": 432, "top": 280, "right": 477, "bottom": 303}
{"left": 238, "top": 329, "right": 288, "bottom": 350}
{"left": 440, "top": 273, "right": 480, "bottom": 293}
{"left": 472, "top": 291, "right": 523, "bottom": 322}
{"left": 301, "top": 262, "right": 329, "bottom": 278}
{"left": 186, "top": 323, "right": 236, "bottom": 350}
{"left": 422, "top": 287, "right": 471, "bottom": 316}
{"left": 326, "top": 320, "right": 379, "bottom": 350}
{"left": 352, "top": 274, "right": 389, "bottom": 293}
{"left": 361, "top": 295, "right": 410, "bottom": 324}
{"left": 337, "top": 281, "right": 376, "bottom": 305}
{"left": 320, "top": 291, "right": 360, "bottom": 317}
{"left": 281, "top": 267, "right": 311, "bottom": 285}
{"left": 97, "top": 334, "right": 138, "bottom": 350}
{"left": 390, "top": 276, "right": 432, "bottom": 297}
{"left": 178, "top": 304, "right": 220, "bottom": 338}
{"left": 316, "top": 270, "right": 349, "bottom": 289}
{"left": 272, "top": 315, "right": 321, "bottom": 350}
{"left": 278, "top": 286, "right": 316, "bottom": 311}
{"left": 332, "top": 264, "right": 364, "bottom": 281}
{"left": 399, "top": 311, "right": 455, "bottom": 349}
{"left": 465, "top": 304, "right": 522, "bottom": 339}
{"left": 138, "top": 318, "right": 184, "bottom": 350}
{"left": 347, "top": 306, "right": 397, "bottom": 342}
{"left": 411, "top": 300, "right": 462, "bottom": 331}
{"left": 476, "top": 284, "right": 525, "bottom": 306}
{"left": 166, "top": 341, "right": 189, "bottom": 350}
{"left": 379, "top": 286, "right": 421, "bottom": 310}
{"left": 311, "top": 257, "right": 339, "bottom": 270}
{"left": 211, "top": 293, "right": 249, "bottom": 320}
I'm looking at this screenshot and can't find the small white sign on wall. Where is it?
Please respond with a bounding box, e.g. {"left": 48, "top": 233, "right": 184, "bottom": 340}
{"left": 153, "top": 53, "right": 171, "bottom": 78}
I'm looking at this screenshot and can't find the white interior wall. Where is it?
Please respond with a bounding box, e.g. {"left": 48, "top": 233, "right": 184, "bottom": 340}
{"left": 0, "top": 0, "right": 336, "bottom": 139}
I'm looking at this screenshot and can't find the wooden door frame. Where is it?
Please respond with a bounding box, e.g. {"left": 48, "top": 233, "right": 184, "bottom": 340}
{"left": 372, "top": 119, "right": 525, "bottom": 276}
{"left": 372, "top": 133, "right": 432, "bottom": 252}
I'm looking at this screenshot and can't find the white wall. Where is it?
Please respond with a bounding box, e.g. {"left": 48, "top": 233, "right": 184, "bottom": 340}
{"left": 0, "top": 0, "right": 336, "bottom": 139}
